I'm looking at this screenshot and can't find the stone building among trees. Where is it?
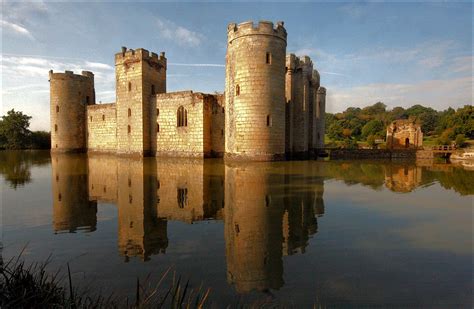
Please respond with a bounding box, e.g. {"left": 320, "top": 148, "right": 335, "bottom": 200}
{"left": 386, "top": 119, "right": 423, "bottom": 149}
{"left": 49, "top": 20, "right": 327, "bottom": 160}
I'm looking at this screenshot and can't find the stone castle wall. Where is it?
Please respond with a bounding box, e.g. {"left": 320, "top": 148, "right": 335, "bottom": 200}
{"left": 285, "top": 55, "right": 325, "bottom": 156}
{"left": 225, "top": 21, "right": 287, "bottom": 160}
{"left": 210, "top": 94, "right": 226, "bottom": 157}
{"left": 154, "top": 91, "right": 207, "bottom": 157}
{"left": 50, "top": 70, "right": 95, "bottom": 152}
{"left": 87, "top": 103, "right": 117, "bottom": 153}
{"left": 115, "top": 48, "right": 167, "bottom": 156}
{"left": 50, "top": 21, "right": 327, "bottom": 161}
{"left": 386, "top": 120, "right": 423, "bottom": 149}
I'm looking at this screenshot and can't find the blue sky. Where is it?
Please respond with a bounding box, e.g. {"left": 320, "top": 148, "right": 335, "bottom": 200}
{"left": 1, "top": 1, "right": 472, "bottom": 130}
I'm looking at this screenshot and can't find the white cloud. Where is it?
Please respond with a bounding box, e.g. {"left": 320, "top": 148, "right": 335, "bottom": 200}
{"left": 1, "top": 20, "right": 35, "bottom": 40}
{"left": 327, "top": 76, "right": 473, "bottom": 113}
{"left": 156, "top": 18, "right": 205, "bottom": 47}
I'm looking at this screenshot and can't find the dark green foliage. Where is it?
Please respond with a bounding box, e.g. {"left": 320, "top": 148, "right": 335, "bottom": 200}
{"left": 325, "top": 103, "right": 473, "bottom": 145}
{"left": 0, "top": 109, "right": 51, "bottom": 149}
{"left": 30, "top": 131, "right": 51, "bottom": 149}
{"left": 0, "top": 109, "right": 32, "bottom": 149}
{"left": 361, "top": 120, "right": 385, "bottom": 139}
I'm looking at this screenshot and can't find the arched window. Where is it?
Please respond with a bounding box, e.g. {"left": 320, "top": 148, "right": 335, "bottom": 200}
{"left": 266, "top": 115, "right": 272, "bottom": 127}
{"left": 56, "top": 105, "right": 59, "bottom": 113}
{"left": 128, "top": 108, "right": 131, "bottom": 117}
{"left": 177, "top": 106, "right": 188, "bottom": 127}
{"left": 236, "top": 84, "right": 240, "bottom": 96}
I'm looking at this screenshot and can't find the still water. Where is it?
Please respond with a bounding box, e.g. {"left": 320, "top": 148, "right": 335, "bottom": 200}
{"left": 1, "top": 151, "right": 472, "bottom": 307}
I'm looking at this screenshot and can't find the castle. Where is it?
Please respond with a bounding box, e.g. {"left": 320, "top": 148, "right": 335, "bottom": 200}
{"left": 49, "top": 21, "right": 326, "bottom": 160}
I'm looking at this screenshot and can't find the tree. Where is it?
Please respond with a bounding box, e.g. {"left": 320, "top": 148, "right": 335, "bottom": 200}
{"left": 455, "top": 134, "right": 466, "bottom": 147}
{"left": 367, "top": 135, "right": 377, "bottom": 149}
{"left": 361, "top": 119, "right": 385, "bottom": 139}
{"left": 0, "top": 109, "right": 32, "bottom": 149}
{"left": 327, "top": 122, "right": 344, "bottom": 141}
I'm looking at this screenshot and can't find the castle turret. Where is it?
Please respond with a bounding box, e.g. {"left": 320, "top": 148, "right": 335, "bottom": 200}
{"left": 115, "top": 47, "right": 167, "bottom": 156}
{"left": 225, "top": 21, "right": 287, "bottom": 161}
{"left": 49, "top": 70, "right": 95, "bottom": 152}
{"left": 315, "top": 87, "right": 326, "bottom": 149}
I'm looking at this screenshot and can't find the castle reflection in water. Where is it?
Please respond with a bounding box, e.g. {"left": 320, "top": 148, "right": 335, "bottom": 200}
{"left": 51, "top": 154, "right": 430, "bottom": 293}
{"left": 51, "top": 154, "right": 326, "bottom": 293}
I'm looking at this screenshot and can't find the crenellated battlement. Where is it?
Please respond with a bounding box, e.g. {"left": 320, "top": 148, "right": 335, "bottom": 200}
{"left": 286, "top": 54, "right": 313, "bottom": 78}
{"left": 115, "top": 46, "right": 167, "bottom": 70}
{"left": 49, "top": 70, "right": 94, "bottom": 82}
{"left": 227, "top": 20, "right": 287, "bottom": 43}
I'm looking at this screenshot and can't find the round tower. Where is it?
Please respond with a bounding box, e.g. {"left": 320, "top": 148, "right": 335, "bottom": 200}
{"left": 225, "top": 21, "right": 287, "bottom": 161}
{"left": 49, "top": 70, "right": 95, "bottom": 152}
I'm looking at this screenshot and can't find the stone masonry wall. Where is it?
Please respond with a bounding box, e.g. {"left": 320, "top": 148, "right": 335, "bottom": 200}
{"left": 87, "top": 103, "right": 117, "bottom": 153}
{"left": 50, "top": 70, "right": 95, "bottom": 152}
{"left": 210, "top": 94, "right": 225, "bottom": 156}
{"left": 225, "top": 21, "right": 287, "bottom": 160}
{"left": 115, "top": 48, "right": 166, "bottom": 156}
{"left": 154, "top": 91, "right": 207, "bottom": 157}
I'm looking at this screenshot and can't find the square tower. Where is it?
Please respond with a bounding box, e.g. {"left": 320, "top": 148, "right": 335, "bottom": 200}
{"left": 115, "top": 47, "right": 166, "bottom": 156}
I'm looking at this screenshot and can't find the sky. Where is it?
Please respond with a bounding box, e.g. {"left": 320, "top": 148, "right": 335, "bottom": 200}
{"left": 1, "top": 1, "right": 472, "bottom": 131}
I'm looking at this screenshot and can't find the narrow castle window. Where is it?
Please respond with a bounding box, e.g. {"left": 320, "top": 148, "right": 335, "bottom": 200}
{"left": 102, "top": 115, "right": 105, "bottom": 121}
{"left": 128, "top": 108, "right": 131, "bottom": 117}
{"left": 54, "top": 124, "right": 58, "bottom": 132}
{"left": 266, "top": 52, "right": 272, "bottom": 64}
{"left": 56, "top": 105, "right": 59, "bottom": 113}
{"left": 177, "top": 106, "right": 188, "bottom": 127}
{"left": 151, "top": 84, "right": 156, "bottom": 95}
{"left": 90, "top": 116, "right": 92, "bottom": 122}
{"left": 157, "top": 123, "right": 160, "bottom": 132}
{"left": 157, "top": 108, "right": 159, "bottom": 117}
{"left": 86, "top": 96, "right": 90, "bottom": 104}
{"left": 236, "top": 84, "right": 240, "bottom": 96}
{"left": 127, "top": 125, "right": 131, "bottom": 134}
{"left": 266, "top": 115, "right": 272, "bottom": 127}
{"left": 177, "top": 187, "right": 188, "bottom": 208}
{"left": 128, "top": 82, "right": 132, "bottom": 92}
{"left": 58, "top": 193, "right": 62, "bottom": 202}
{"left": 265, "top": 195, "right": 271, "bottom": 207}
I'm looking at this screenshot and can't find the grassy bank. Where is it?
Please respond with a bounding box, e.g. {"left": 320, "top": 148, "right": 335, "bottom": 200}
{"left": 0, "top": 254, "right": 210, "bottom": 308}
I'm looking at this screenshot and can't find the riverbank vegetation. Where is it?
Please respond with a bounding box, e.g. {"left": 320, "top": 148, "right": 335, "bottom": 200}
{"left": 0, "top": 109, "right": 50, "bottom": 150}
{"left": 325, "top": 103, "right": 473, "bottom": 149}
{"left": 1, "top": 253, "right": 210, "bottom": 308}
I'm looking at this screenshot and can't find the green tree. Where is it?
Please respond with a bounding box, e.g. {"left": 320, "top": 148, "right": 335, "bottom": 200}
{"left": 367, "top": 135, "right": 377, "bottom": 149}
{"left": 361, "top": 119, "right": 385, "bottom": 139}
{"left": 455, "top": 134, "right": 466, "bottom": 147}
{"left": 327, "top": 122, "right": 344, "bottom": 141}
{"left": 0, "top": 109, "right": 32, "bottom": 149}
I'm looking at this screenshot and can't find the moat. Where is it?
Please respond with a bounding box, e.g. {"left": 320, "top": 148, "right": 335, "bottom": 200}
{"left": 1, "top": 151, "right": 472, "bottom": 307}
